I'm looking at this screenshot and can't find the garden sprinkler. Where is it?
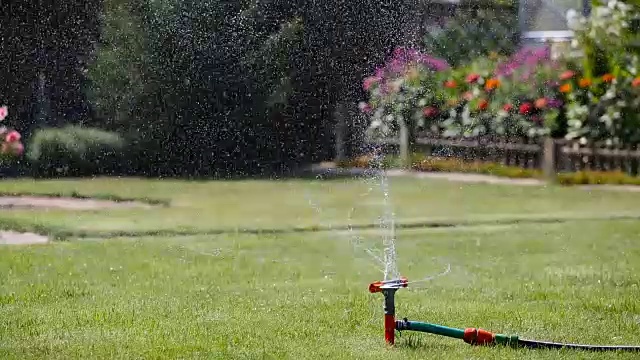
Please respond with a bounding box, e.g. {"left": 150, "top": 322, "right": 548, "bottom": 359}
{"left": 368, "top": 277, "right": 640, "bottom": 352}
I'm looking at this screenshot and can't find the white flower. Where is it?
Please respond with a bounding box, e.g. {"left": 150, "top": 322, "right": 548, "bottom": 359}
{"left": 604, "top": 89, "right": 617, "bottom": 100}
{"left": 599, "top": 114, "right": 612, "bottom": 126}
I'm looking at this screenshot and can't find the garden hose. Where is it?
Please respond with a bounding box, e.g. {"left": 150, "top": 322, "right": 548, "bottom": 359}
{"left": 369, "top": 278, "right": 640, "bottom": 351}
{"left": 395, "top": 319, "right": 640, "bottom": 352}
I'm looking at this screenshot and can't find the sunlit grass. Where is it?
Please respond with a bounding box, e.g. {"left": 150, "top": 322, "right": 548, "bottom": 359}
{"left": 1, "top": 220, "right": 639, "bottom": 359}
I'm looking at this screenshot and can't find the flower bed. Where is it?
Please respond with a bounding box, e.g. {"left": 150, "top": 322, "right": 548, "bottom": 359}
{"left": 335, "top": 154, "right": 640, "bottom": 186}
{"left": 360, "top": 0, "right": 640, "bottom": 148}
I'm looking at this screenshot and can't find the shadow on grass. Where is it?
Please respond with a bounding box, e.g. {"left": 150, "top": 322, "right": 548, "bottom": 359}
{"left": 396, "top": 333, "right": 459, "bottom": 351}
{"left": 0, "top": 190, "right": 170, "bottom": 206}
{"left": 3, "top": 212, "right": 640, "bottom": 242}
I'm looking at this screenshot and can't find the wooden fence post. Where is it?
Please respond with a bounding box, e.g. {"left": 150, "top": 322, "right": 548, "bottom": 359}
{"left": 334, "top": 103, "right": 346, "bottom": 163}
{"left": 398, "top": 121, "right": 410, "bottom": 169}
{"left": 542, "top": 137, "right": 558, "bottom": 181}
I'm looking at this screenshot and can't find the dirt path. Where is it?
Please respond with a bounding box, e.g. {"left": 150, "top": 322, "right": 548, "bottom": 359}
{"left": 0, "top": 195, "right": 155, "bottom": 245}
{"left": 0, "top": 231, "right": 49, "bottom": 245}
{"left": 0, "top": 196, "right": 155, "bottom": 210}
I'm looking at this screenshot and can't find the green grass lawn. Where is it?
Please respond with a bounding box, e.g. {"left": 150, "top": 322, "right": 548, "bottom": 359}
{"left": 1, "top": 177, "right": 640, "bottom": 359}
{"left": 2, "top": 177, "right": 640, "bottom": 237}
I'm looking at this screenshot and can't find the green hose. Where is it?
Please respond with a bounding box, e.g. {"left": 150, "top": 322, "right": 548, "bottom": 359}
{"left": 399, "top": 321, "right": 465, "bottom": 340}
{"left": 395, "top": 318, "right": 640, "bottom": 351}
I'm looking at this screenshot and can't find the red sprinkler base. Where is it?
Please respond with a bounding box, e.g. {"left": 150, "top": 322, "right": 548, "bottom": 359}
{"left": 369, "top": 277, "right": 408, "bottom": 345}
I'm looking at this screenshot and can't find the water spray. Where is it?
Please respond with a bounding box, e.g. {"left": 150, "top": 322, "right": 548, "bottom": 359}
{"left": 368, "top": 277, "right": 640, "bottom": 352}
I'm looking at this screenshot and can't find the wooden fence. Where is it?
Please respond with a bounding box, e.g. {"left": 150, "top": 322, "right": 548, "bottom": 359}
{"left": 368, "top": 132, "right": 640, "bottom": 180}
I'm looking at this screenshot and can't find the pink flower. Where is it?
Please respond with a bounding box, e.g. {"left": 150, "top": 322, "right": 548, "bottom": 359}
{"left": 466, "top": 73, "right": 480, "bottom": 84}
{"left": 393, "top": 47, "right": 406, "bottom": 58}
{"left": 422, "top": 106, "right": 439, "bottom": 118}
{"left": 5, "top": 130, "right": 21, "bottom": 143}
{"left": 363, "top": 76, "right": 379, "bottom": 91}
{"left": 358, "top": 102, "right": 372, "bottom": 114}
{"left": 388, "top": 59, "right": 404, "bottom": 73}
{"left": 0, "top": 106, "right": 7, "bottom": 121}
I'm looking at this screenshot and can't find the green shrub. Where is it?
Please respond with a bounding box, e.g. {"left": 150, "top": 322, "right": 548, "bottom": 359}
{"left": 27, "top": 126, "right": 126, "bottom": 177}
{"left": 422, "top": 6, "right": 518, "bottom": 67}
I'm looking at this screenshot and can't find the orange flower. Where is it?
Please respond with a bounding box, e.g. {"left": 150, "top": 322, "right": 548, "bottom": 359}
{"left": 559, "top": 83, "right": 572, "bottom": 93}
{"left": 444, "top": 80, "right": 457, "bottom": 89}
{"left": 484, "top": 78, "right": 500, "bottom": 91}
{"left": 534, "top": 98, "right": 547, "bottom": 109}
{"left": 578, "top": 78, "right": 592, "bottom": 88}
{"left": 559, "top": 70, "right": 575, "bottom": 80}
{"left": 633, "top": 77, "right": 640, "bottom": 87}
{"left": 478, "top": 99, "right": 489, "bottom": 111}
{"left": 601, "top": 73, "right": 615, "bottom": 83}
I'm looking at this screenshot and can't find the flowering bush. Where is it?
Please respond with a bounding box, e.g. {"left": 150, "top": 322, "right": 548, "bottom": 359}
{"left": 0, "top": 105, "right": 24, "bottom": 160}
{"left": 428, "top": 47, "right": 562, "bottom": 138}
{"left": 561, "top": 0, "right": 640, "bottom": 145}
{"left": 560, "top": 70, "right": 640, "bottom": 145}
{"left": 360, "top": 47, "right": 450, "bottom": 140}
{"left": 360, "top": 0, "right": 640, "bottom": 147}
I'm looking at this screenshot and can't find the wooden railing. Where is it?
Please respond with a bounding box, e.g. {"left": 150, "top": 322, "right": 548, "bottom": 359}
{"left": 369, "top": 134, "right": 640, "bottom": 180}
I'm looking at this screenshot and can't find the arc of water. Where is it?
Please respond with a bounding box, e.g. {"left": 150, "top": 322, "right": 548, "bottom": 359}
{"left": 368, "top": 146, "right": 400, "bottom": 281}
{"left": 305, "top": 179, "right": 387, "bottom": 275}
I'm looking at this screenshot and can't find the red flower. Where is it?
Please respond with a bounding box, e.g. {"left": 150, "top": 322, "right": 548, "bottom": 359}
{"left": 466, "top": 73, "right": 480, "bottom": 84}
{"left": 519, "top": 102, "right": 533, "bottom": 115}
{"left": 633, "top": 77, "right": 640, "bottom": 87}
{"left": 422, "top": 106, "right": 439, "bottom": 118}
{"left": 444, "top": 80, "right": 457, "bottom": 89}
{"left": 559, "top": 70, "right": 575, "bottom": 80}
{"left": 5, "top": 130, "right": 20, "bottom": 143}
{"left": 502, "top": 103, "right": 513, "bottom": 112}
{"left": 477, "top": 99, "right": 489, "bottom": 111}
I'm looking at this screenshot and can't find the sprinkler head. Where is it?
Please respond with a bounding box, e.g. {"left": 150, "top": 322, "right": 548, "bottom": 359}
{"left": 368, "top": 277, "right": 408, "bottom": 293}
